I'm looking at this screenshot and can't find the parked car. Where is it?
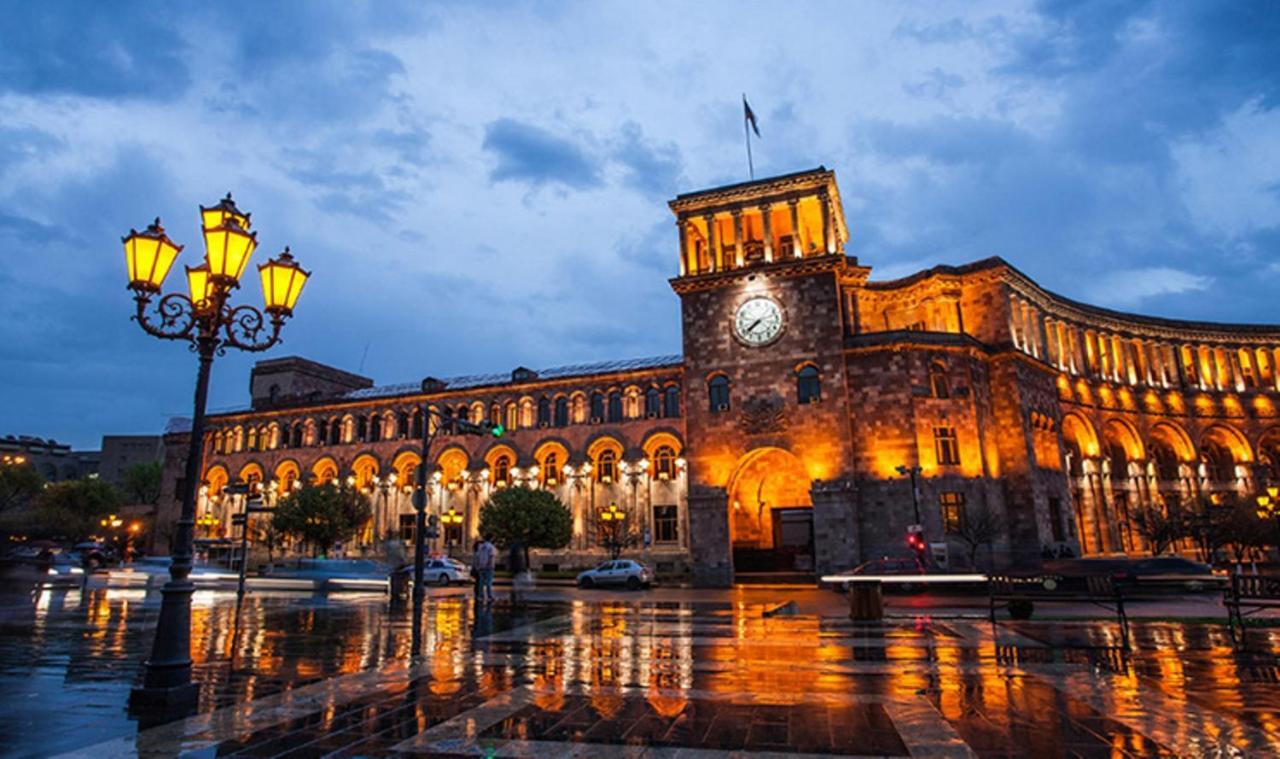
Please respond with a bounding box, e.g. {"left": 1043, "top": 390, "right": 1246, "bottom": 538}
{"left": 423, "top": 557, "right": 469, "bottom": 586}
{"left": 577, "top": 559, "right": 652, "bottom": 589}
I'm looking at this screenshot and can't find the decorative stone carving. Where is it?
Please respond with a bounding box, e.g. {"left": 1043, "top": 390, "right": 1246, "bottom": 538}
{"left": 738, "top": 394, "right": 787, "bottom": 435}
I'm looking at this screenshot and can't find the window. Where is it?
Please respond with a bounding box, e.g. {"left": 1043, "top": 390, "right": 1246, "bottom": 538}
{"left": 246, "top": 427, "right": 258, "bottom": 452}
{"left": 440, "top": 407, "right": 454, "bottom": 435}
{"left": 493, "top": 455, "right": 511, "bottom": 487}
{"left": 934, "top": 427, "right": 960, "bottom": 466}
{"left": 708, "top": 375, "right": 730, "bottom": 412}
{"left": 504, "top": 402, "right": 518, "bottom": 432}
{"left": 1047, "top": 496, "right": 1065, "bottom": 542}
{"left": 607, "top": 391, "right": 623, "bottom": 423}
{"left": 652, "top": 445, "right": 677, "bottom": 481}
{"left": 664, "top": 386, "right": 681, "bottom": 418}
{"left": 458, "top": 404, "right": 470, "bottom": 423}
{"left": 541, "top": 452, "right": 559, "bottom": 487}
{"left": 929, "top": 362, "right": 950, "bottom": 399}
{"left": 369, "top": 415, "right": 382, "bottom": 442}
{"left": 653, "top": 505, "right": 678, "bottom": 543}
{"left": 940, "top": 492, "right": 965, "bottom": 533}
{"left": 291, "top": 424, "right": 304, "bottom": 448}
{"left": 316, "top": 420, "right": 328, "bottom": 446}
{"left": 399, "top": 514, "right": 416, "bottom": 541}
{"left": 590, "top": 392, "right": 604, "bottom": 421}
{"left": 356, "top": 416, "right": 368, "bottom": 442}
{"left": 796, "top": 364, "right": 821, "bottom": 404}
{"left": 329, "top": 420, "right": 342, "bottom": 445}
{"left": 596, "top": 449, "right": 617, "bottom": 483}
{"left": 554, "top": 397, "right": 569, "bottom": 427}
{"left": 537, "top": 397, "right": 551, "bottom": 427}
{"left": 645, "top": 387, "right": 661, "bottom": 417}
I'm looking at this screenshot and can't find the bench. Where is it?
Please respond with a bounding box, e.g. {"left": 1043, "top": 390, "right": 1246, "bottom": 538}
{"left": 988, "top": 573, "right": 1130, "bottom": 648}
{"left": 1224, "top": 573, "right": 1280, "bottom": 637}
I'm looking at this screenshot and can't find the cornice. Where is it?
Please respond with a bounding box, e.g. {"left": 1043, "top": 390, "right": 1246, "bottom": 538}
{"left": 670, "top": 254, "right": 850, "bottom": 294}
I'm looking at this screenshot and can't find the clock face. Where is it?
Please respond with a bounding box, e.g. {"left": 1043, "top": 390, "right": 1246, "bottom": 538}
{"left": 734, "top": 296, "right": 784, "bottom": 346}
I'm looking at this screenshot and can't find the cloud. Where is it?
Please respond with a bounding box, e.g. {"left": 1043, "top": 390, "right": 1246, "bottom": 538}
{"left": 482, "top": 118, "right": 602, "bottom": 190}
{"left": 1084, "top": 267, "right": 1212, "bottom": 308}
{"left": 611, "top": 121, "right": 684, "bottom": 196}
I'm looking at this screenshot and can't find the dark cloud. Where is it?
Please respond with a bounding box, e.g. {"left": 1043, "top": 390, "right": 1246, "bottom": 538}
{"left": 0, "top": 3, "right": 191, "bottom": 98}
{"left": 612, "top": 122, "right": 684, "bottom": 196}
{"left": 483, "top": 119, "right": 603, "bottom": 190}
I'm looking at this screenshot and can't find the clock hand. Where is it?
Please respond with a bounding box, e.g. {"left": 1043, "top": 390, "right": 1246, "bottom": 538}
{"left": 747, "top": 318, "right": 763, "bottom": 332}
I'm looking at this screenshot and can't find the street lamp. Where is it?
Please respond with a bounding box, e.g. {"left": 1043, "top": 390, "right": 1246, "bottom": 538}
{"left": 123, "top": 195, "right": 308, "bottom": 713}
{"left": 1257, "top": 486, "right": 1280, "bottom": 549}
{"left": 440, "top": 507, "right": 464, "bottom": 556}
{"left": 599, "top": 502, "right": 628, "bottom": 559}
{"left": 895, "top": 465, "right": 923, "bottom": 525}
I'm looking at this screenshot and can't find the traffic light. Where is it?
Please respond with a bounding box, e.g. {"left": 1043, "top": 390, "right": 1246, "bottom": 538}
{"left": 905, "top": 526, "right": 926, "bottom": 558}
{"left": 454, "top": 419, "right": 504, "bottom": 437}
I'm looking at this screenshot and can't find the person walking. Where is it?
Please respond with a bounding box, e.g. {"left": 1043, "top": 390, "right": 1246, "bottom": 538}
{"left": 473, "top": 535, "right": 496, "bottom": 603}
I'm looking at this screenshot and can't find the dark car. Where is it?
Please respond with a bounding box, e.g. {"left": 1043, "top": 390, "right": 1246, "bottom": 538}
{"left": 829, "top": 556, "right": 927, "bottom": 592}
{"left": 1043, "top": 555, "right": 1219, "bottom": 592}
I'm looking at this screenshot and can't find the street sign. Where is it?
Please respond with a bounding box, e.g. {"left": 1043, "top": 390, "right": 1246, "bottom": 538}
{"left": 230, "top": 514, "right": 247, "bottom": 526}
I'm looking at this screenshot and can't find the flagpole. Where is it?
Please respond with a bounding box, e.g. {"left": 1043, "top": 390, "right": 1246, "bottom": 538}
{"left": 743, "top": 95, "right": 754, "bottom": 180}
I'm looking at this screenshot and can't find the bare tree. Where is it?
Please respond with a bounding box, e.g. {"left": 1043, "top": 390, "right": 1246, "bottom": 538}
{"left": 953, "top": 503, "right": 1004, "bottom": 570}
{"left": 1130, "top": 503, "right": 1183, "bottom": 555}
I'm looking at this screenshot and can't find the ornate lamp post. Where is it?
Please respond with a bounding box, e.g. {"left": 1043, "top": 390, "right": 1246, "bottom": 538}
{"left": 1256, "top": 486, "right": 1280, "bottom": 553}
{"left": 599, "top": 502, "right": 628, "bottom": 559}
{"left": 441, "top": 507, "right": 464, "bottom": 556}
{"left": 123, "top": 194, "right": 309, "bottom": 712}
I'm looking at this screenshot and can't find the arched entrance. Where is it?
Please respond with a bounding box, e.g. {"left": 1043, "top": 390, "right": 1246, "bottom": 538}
{"left": 727, "top": 447, "right": 813, "bottom": 572}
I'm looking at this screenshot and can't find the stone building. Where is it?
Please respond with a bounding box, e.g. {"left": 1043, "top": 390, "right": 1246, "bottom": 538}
{"left": 159, "top": 168, "right": 1280, "bottom": 584}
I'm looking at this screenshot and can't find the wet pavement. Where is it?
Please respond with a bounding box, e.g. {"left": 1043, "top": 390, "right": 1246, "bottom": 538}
{"left": 0, "top": 584, "right": 1277, "bottom": 757}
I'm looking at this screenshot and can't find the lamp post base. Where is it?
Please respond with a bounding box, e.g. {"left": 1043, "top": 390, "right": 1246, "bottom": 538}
{"left": 128, "top": 681, "right": 199, "bottom": 717}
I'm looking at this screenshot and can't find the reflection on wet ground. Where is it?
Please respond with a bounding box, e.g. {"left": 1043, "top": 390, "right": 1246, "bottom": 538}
{"left": 1, "top": 585, "right": 1277, "bottom": 757}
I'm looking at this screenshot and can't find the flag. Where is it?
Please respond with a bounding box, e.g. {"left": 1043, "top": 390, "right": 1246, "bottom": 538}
{"left": 743, "top": 96, "right": 761, "bottom": 138}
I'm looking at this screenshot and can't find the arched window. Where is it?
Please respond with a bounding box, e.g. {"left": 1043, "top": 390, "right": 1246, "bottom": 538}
{"left": 1202, "top": 441, "right": 1236, "bottom": 485}
{"left": 664, "top": 386, "right": 680, "bottom": 418}
{"left": 596, "top": 449, "right": 617, "bottom": 484}
{"left": 929, "top": 361, "right": 950, "bottom": 399}
{"left": 356, "top": 415, "right": 368, "bottom": 442}
{"left": 246, "top": 427, "right": 259, "bottom": 452}
{"left": 645, "top": 387, "right": 661, "bottom": 418}
{"left": 708, "top": 375, "right": 730, "bottom": 412}
{"left": 1107, "top": 441, "right": 1128, "bottom": 486}
{"left": 329, "top": 419, "right": 342, "bottom": 445}
{"left": 492, "top": 455, "right": 511, "bottom": 487}
{"left": 411, "top": 409, "right": 424, "bottom": 438}
{"left": 590, "top": 392, "right": 604, "bottom": 422}
{"left": 607, "top": 391, "right": 623, "bottom": 423}
{"left": 397, "top": 411, "right": 410, "bottom": 438}
{"left": 369, "top": 414, "right": 382, "bottom": 442}
{"left": 542, "top": 452, "right": 559, "bottom": 487}
{"left": 796, "top": 364, "right": 821, "bottom": 404}
{"left": 276, "top": 426, "right": 288, "bottom": 450}
{"left": 1152, "top": 440, "right": 1180, "bottom": 481}
{"left": 653, "top": 445, "right": 677, "bottom": 481}
{"left": 537, "top": 396, "right": 551, "bottom": 427}
{"left": 490, "top": 403, "right": 502, "bottom": 426}
{"left": 292, "top": 424, "right": 304, "bottom": 448}
{"left": 457, "top": 404, "right": 470, "bottom": 423}
{"left": 504, "top": 402, "right": 519, "bottom": 432}
{"left": 554, "top": 397, "right": 569, "bottom": 427}
{"left": 316, "top": 420, "right": 328, "bottom": 447}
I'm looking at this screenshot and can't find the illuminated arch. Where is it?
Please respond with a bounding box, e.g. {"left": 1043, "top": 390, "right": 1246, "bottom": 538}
{"left": 204, "top": 464, "right": 229, "bottom": 498}
{"left": 351, "top": 453, "right": 380, "bottom": 489}
{"left": 311, "top": 456, "right": 339, "bottom": 485}
{"left": 237, "top": 462, "right": 265, "bottom": 491}
{"left": 1149, "top": 422, "right": 1195, "bottom": 462}
{"left": 1101, "top": 419, "right": 1144, "bottom": 462}
{"left": 1061, "top": 412, "right": 1099, "bottom": 459}
{"left": 725, "top": 447, "right": 811, "bottom": 549}
{"left": 484, "top": 443, "right": 518, "bottom": 487}
{"left": 274, "top": 459, "right": 301, "bottom": 494}
{"left": 1256, "top": 427, "right": 1280, "bottom": 484}
{"left": 1200, "top": 424, "right": 1252, "bottom": 463}
{"left": 533, "top": 440, "right": 570, "bottom": 487}
{"left": 641, "top": 430, "right": 683, "bottom": 459}
{"left": 436, "top": 447, "right": 470, "bottom": 488}
{"left": 587, "top": 436, "right": 624, "bottom": 484}
{"left": 392, "top": 450, "right": 422, "bottom": 488}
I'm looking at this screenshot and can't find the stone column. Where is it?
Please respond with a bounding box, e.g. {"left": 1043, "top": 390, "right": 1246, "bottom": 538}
{"left": 1229, "top": 347, "right": 1246, "bottom": 391}
{"left": 759, "top": 203, "right": 773, "bottom": 262}
{"left": 677, "top": 217, "right": 690, "bottom": 277}
{"left": 788, "top": 198, "right": 802, "bottom": 257}
{"left": 687, "top": 485, "right": 733, "bottom": 587}
{"left": 703, "top": 213, "right": 718, "bottom": 273}
{"left": 731, "top": 209, "right": 744, "bottom": 268}
{"left": 810, "top": 479, "right": 858, "bottom": 578}
{"left": 820, "top": 189, "right": 834, "bottom": 254}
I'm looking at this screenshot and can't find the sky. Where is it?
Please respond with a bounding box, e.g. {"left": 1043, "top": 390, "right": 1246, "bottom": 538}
{"left": 1, "top": 1, "right": 1279, "bottom": 450}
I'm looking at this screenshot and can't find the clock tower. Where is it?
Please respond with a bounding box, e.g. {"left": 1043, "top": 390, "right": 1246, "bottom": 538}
{"left": 669, "top": 167, "right": 864, "bottom": 586}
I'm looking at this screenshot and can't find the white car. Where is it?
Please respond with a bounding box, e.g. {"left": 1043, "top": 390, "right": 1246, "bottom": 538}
{"left": 577, "top": 559, "right": 652, "bottom": 590}
{"left": 423, "top": 557, "right": 469, "bottom": 586}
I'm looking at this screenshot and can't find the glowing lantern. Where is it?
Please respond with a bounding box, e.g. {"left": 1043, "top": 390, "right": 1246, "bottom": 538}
{"left": 203, "top": 215, "right": 257, "bottom": 284}
{"left": 186, "top": 264, "right": 214, "bottom": 308}
{"left": 257, "top": 247, "right": 310, "bottom": 315}
{"left": 123, "top": 219, "right": 183, "bottom": 293}
{"left": 200, "top": 193, "right": 251, "bottom": 232}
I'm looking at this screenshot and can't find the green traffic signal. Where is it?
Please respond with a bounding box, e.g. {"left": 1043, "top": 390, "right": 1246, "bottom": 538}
{"left": 491, "top": 423, "right": 504, "bottom": 438}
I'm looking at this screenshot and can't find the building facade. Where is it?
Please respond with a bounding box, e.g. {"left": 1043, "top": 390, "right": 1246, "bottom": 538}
{"left": 159, "top": 168, "right": 1280, "bottom": 584}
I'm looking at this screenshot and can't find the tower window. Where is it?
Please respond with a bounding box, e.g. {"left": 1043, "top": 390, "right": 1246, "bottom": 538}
{"left": 939, "top": 492, "right": 965, "bottom": 533}
{"left": 929, "top": 362, "right": 950, "bottom": 399}
{"left": 708, "top": 375, "right": 730, "bottom": 412}
{"left": 934, "top": 427, "right": 960, "bottom": 466}
{"left": 796, "top": 364, "right": 821, "bottom": 404}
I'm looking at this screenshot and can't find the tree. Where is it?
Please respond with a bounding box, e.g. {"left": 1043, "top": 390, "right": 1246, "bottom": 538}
{"left": 0, "top": 477, "right": 120, "bottom": 542}
{"left": 271, "top": 483, "right": 371, "bottom": 557}
{"left": 0, "top": 462, "right": 43, "bottom": 512}
{"left": 477, "top": 487, "right": 572, "bottom": 566}
{"left": 1130, "top": 502, "right": 1184, "bottom": 555}
{"left": 952, "top": 503, "right": 1004, "bottom": 570}
{"left": 119, "top": 461, "right": 163, "bottom": 505}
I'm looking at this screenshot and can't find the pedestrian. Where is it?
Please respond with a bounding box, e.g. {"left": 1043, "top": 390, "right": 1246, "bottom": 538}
{"left": 473, "top": 534, "right": 496, "bottom": 602}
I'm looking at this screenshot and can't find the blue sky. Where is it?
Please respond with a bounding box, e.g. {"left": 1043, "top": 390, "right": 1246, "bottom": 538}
{"left": 2, "top": 1, "right": 1278, "bottom": 449}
